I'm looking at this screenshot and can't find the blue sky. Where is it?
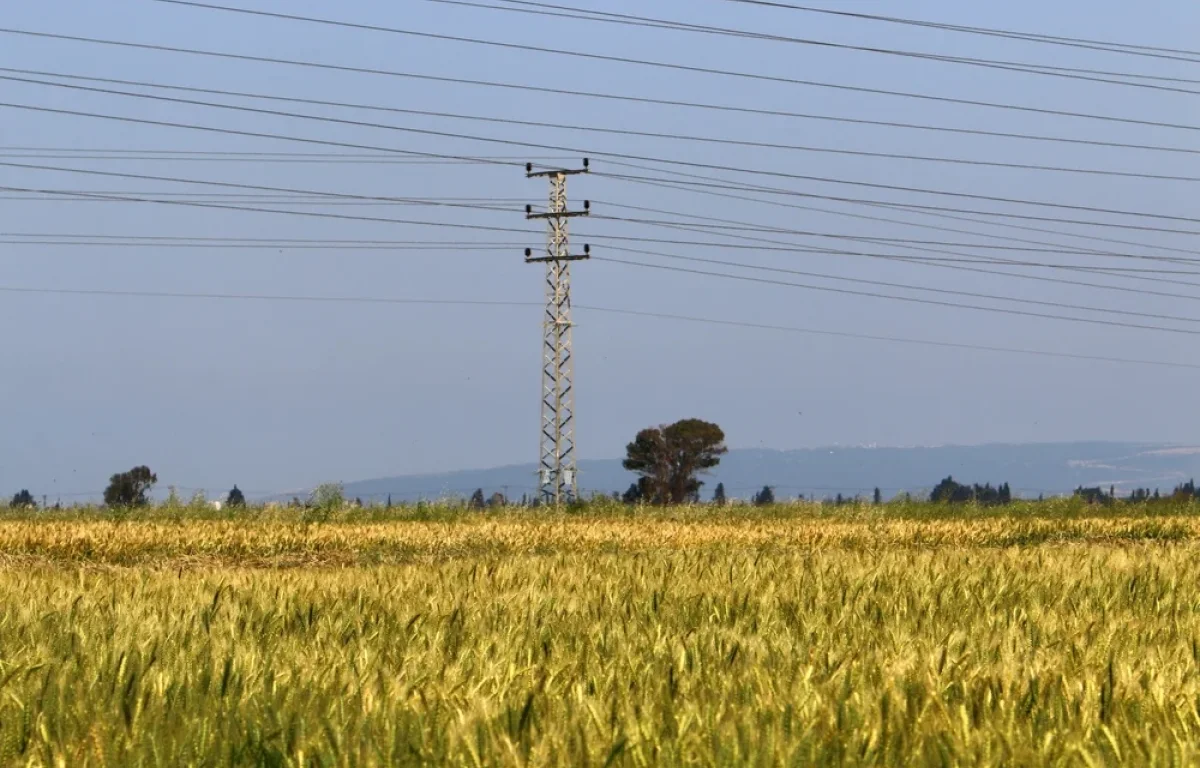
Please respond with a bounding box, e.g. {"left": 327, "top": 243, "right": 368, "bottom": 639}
{"left": 1, "top": 0, "right": 1197, "bottom": 499}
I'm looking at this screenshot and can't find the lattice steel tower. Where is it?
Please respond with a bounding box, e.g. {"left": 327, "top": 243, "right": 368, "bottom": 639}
{"left": 525, "top": 159, "right": 590, "bottom": 505}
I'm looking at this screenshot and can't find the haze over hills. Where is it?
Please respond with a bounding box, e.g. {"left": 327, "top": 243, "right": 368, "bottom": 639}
{"left": 285, "top": 442, "right": 1200, "bottom": 503}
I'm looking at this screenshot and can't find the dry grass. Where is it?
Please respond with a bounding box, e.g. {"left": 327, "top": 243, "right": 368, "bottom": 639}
{"left": 0, "top": 508, "right": 1197, "bottom": 765}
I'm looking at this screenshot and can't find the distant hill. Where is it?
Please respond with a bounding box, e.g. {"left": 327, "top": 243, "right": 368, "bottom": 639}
{"left": 298, "top": 442, "right": 1200, "bottom": 503}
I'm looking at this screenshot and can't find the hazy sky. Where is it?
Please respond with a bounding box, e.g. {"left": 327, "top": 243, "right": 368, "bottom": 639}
{"left": 1, "top": 0, "right": 1197, "bottom": 499}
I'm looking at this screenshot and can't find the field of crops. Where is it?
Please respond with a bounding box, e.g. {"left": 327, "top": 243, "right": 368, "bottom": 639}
{"left": 1, "top": 503, "right": 1199, "bottom": 765}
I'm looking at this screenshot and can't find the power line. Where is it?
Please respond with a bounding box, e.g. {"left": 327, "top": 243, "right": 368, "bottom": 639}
{"left": 595, "top": 170, "right": 1200, "bottom": 296}
{"left": 7, "top": 69, "right": 1197, "bottom": 185}
{"left": 0, "top": 191, "right": 522, "bottom": 212}
{"left": 597, "top": 216, "right": 1200, "bottom": 291}
{"left": 0, "top": 99, "right": 513, "bottom": 170}
{"left": 598, "top": 172, "right": 1200, "bottom": 298}
{"left": 716, "top": 0, "right": 1200, "bottom": 64}
{"left": 5, "top": 283, "right": 1197, "bottom": 370}
{"left": 0, "top": 198, "right": 525, "bottom": 209}
{"left": 597, "top": 207, "right": 1200, "bottom": 263}
{"left": 432, "top": 0, "right": 1200, "bottom": 93}
{"left": 594, "top": 208, "right": 1200, "bottom": 289}
{"left": 599, "top": 245, "right": 1200, "bottom": 324}
{"left": 0, "top": 179, "right": 993, "bottom": 257}
{"left": 0, "top": 154, "right": 556, "bottom": 165}
{"left": 595, "top": 169, "right": 1200, "bottom": 237}
{"left": 10, "top": 100, "right": 1196, "bottom": 254}
{"left": 0, "top": 161, "right": 536, "bottom": 223}
{"left": 0, "top": 148, "right": 562, "bottom": 158}
{"left": 598, "top": 165, "right": 1200, "bottom": 263}
{"left": 1, "top": 241, "right": 523, "bottom": 251}
{"left": 14, "top": 182, "right": 1199, "bottom": 293}
{"left": 20, "top": 211, "right": 1200, "bottom": 272}
{"left": 594, "top": 177, "right": 1200, "bottom": 263}
{"left": 5, "top": 78, "right": 1196, "bottom": 229}
{"left": 593, "top": 201, "right": 1157, "bottom": 259}
{"left": 116, "top": 5, "right": 1200, "bottom": 131}
{"left": 0, "top": 164, "right": 1183, "bottom": 269}
{"left": 591, "top": 256, "right": 1200, "bottom": 336}
{"left": 6, "top": 234, "right": 527, "bottom": 245}
{"left": 9, "top": 156, "right": 1198, "bottom": 279}
{"left": 11, "top": 97, "right": 1200, "bottom": 286}
{"left": 14, "top": 225, "right": 1200, "bottom": 288}
{"left": 0, "top": 285, "right": 541, "bottom": 308}
{"left": 601, "top": 233, "right": 1200, "bottom": 306}
{"left": 0, "top": 188, "right": 529, "bottom": 209}
{"left": 0, "top": 183, "right": 545, "bottom": 239}
{"left": 5, "top": 35, "right": 1196, "bottom": 157}
{"left": 600, "top": 219, "right": 1200, "bottom": 274}
{"left": 0, "top": 190, "right": 525, "bottom": 201}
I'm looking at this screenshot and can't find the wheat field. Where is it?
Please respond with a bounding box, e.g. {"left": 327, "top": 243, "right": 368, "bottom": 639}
{"left": 1, "top": 505, "right": 1198, "bottom": 765}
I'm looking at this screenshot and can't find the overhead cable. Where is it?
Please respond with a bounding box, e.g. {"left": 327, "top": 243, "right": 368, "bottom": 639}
{"left": 715, "top": 0, "right": 1200, "bottom": 64}
{"left": 3, "top": 34, "right": 1196, "bottom": 156}
{"left": 5, "top": 69, "right": 1196, "bottom": 184}
{"left": 4, "top": 79, "right": 1195, "bottom": 228}
{"left": 590, "top": 256, "right": 1200, "bottom": 336}
{"left": 112, "top": 5, "right": 1200, "bottom": 132}
{"left": 4, "top": 283, "right": 1197, "bottom": 370}
{"left": 431, "top": 0, "right": 1200, "bottom": 93}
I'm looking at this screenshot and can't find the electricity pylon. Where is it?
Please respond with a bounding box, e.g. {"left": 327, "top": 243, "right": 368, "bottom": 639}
{"left": 525, "top": 159, "right": 590, "bottom": 506}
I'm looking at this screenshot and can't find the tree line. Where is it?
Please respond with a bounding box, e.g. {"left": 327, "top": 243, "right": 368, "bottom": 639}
{"left": 10, "top": 422, "right": 1200, "bottom": 509}
{"left": 8, "top": 466, "right": 248, "bottom": 510}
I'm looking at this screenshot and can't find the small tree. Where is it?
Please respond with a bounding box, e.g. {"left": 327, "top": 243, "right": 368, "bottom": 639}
{"left": 226, "top": 485, "right": 246, "bottom": 508}
{"left": 873, "top": 487, "right": 882, "bottom": 505}
{"left": 303, "top": 483, "right": 344, "bottom": 522}
{"left": 753, "top": 486, "right": 775, "bottom": 506}
{"left": 469, "top": 488, "right": 486, "bottom": 509}
{"left": 999, "top": 483, "right": 1012, "bottom": 504}
{"left": 309, "top": 483, "right": 344, "bottom": 511}
{"left": 10, "top": 490, "right": 36, "bottom": 509}
{"left": 488, "top": 492, "right": 506, "bottom": 508}
{"left": 104, "top": 466, "right": 157, "bottom": 508}
{"left": 623, "top": 419, "right": 727, "bottom": 505}
{"left": 1175, "top": 480, "right": 1200, "bottom": 500}
{"left": 713, "top": 482, "right": 727, "bottom": 506}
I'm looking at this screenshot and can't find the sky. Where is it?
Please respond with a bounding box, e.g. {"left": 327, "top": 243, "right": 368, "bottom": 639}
{"left": 0, "top": 0, "right": 1197, "bottom": 500}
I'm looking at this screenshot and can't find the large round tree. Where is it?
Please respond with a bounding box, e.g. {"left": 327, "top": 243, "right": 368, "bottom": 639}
{"left": 103, "top": 466, "right": 157, "bottom": 508}
{"left": 622, "top": 419, "right": 727, "bottom": 505}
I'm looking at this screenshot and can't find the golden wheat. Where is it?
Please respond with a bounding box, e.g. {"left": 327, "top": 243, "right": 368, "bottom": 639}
{"left": 0, "top": 510, "right": 1195, "bottom": 765}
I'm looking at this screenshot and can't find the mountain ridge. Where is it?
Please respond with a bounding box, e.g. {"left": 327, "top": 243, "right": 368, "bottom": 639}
{"left": 279, "top": 441, "right": 1200, "bottom": 503}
